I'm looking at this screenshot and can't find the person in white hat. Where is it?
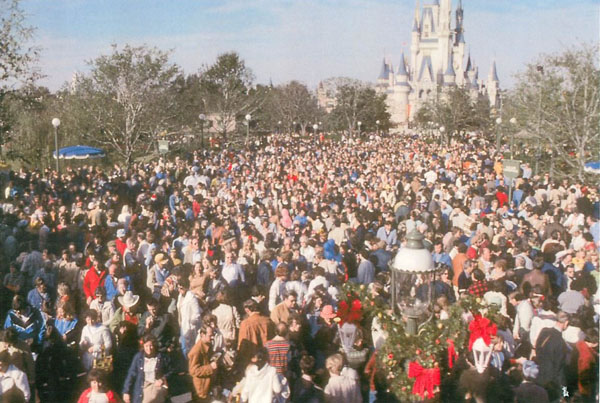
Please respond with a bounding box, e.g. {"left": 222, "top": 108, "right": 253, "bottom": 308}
{"left": 109, "top": 290, "right": 141, "bottom": 333}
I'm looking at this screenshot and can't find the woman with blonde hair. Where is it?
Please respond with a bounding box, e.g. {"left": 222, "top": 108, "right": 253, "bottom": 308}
{"left": 324, "top": 353, "right": 362, "bottom": 403}
{"left": 54, "top": 300, "right": 78, "bottom": 344}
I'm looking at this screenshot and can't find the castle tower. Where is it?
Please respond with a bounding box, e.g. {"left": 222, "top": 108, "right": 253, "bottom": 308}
{"left": 453, "top": 0, "right": 466, "bottom": 85}
{"left": 410, "top": 0, "right": 420, "bottom": 77}
{"left": 377, "top": 57, "right": 391, "bottom": 89}
{"left": 443, "top": 51, "right": 456, "bottom": 86}
{"left": 486, "top": 60, "right": 500, "bottom": 107}
{"left": 375, "top": 0, "right": 500, "bottom": 125}
{"left": 396, "top": 52, "right": 411, "bottom": 117}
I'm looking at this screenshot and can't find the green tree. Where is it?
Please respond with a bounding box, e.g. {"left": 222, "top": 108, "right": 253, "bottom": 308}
{"left": 0, "top": 0, "right": 41, "bottom": 156}
{"left": 65, "top": 44, "right": 180, "bottom": 166}
{"left": 3, "top": 85, "right": 57, "bottom": 167}
{"left": 0, "top": 0, "right": 39, "bottom": 88}
{"left": 414, "top": 86, "right": 491, "bottom": 144}
{"left": 200, "top": 52, "right": 258, "bottom": 140}
{"left": 328, "top": 80, "right": 390, "bottom": 135}
{"left": 504, "top": 43, "right": 599, "bottom": 181}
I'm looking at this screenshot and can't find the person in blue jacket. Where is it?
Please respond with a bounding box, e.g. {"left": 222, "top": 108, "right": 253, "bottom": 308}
{"left": 4, "top": 295, "right": 46, "bottom": 352}
{"left": 122, "top": 334, "right": 172, "bottom": 403}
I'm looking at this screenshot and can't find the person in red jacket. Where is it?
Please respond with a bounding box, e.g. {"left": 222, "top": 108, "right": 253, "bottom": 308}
{"left": 496, "top": 186, "right": 509, "bottom": 207}
{"left": 83, "top": 255, "right": 106, "bottom": 305}
{"left": 77, "top": 369, "right": 120, "bottom": 403}
{"left": 115, "top": 228, "right": 127, "bottom": 256}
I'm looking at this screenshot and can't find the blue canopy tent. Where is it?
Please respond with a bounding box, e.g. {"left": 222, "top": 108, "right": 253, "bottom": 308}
{"left": 53, "top": 145, "right": 105, "bottom": 160}
{"left": 584, "top": 161, "right": 600, "bottom": 175}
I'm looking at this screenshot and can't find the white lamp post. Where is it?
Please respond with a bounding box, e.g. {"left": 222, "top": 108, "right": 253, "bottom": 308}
{"left": 51, "top": 118, "right": 61, "bottom": 173}
{"left": 357, "top": 121, "right": 362, "bottom": 137}
{"left": 439, "top": 126, "right": 445, "bottom": 145}
{"left": 391, "top": 229, "right": 437, "bottom": 335}
{"left": 292, "top": 121, "right": 296, "bottom": 134}
{"left": 245, "top": 114, "right": 251, "bottom": 146}
{"left": 277, "top": 120, "right": 282, "bottom": 135}
{"left": 198, "top": 113, "right": 206, "bottom": 148}
{"left": 376, "top": 120, "right": 380, "bottom": 135}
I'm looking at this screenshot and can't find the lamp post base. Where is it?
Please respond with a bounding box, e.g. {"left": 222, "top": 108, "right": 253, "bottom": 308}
{"left": 406, "top": 316, "right": 419, "bottom": 336}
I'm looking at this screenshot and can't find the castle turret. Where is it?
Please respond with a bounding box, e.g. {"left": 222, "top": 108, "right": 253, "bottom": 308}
{"left": 411, "top": 0, "right": 421, "bottom": 77}
{"left": 486, "top": 60, "right": 500, "bottom": 107}
{"left": 396, "top": 51, "right": 409, "bottom": 82}
{"left": 396, "top": 52, "right": 411, "bottom": 121}
{"left": 377, "top": 57, "right": 391, "bottom": 88}
{"left": 443, "top": 51, "right": 456, "bottom": 86}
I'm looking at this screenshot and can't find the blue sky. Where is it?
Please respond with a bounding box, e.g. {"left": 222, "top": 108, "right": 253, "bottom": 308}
{"left": 22, "top": 0, "right": 599, "bottom": 92}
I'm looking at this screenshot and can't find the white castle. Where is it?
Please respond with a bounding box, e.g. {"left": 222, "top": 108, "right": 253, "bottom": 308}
{"left": 375, "top": 0, "right": 500, "bottom": 125}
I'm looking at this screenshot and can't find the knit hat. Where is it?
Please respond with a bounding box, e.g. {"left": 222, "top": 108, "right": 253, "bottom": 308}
{"left": 522, "top": 360, "right": 539, "bottom": 379}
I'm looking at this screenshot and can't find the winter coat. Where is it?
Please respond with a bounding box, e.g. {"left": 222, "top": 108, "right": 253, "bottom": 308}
{"left": 122, "top": 351, "right": 171, "bottom": 403}
{"left": 241, "top": 363, "right": 290, "bottom": 403}
{"left": 187, "top": 339, "right": 214, "bottom": 399}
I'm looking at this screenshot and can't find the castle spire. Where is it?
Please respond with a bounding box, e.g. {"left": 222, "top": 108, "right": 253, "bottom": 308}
{"left": 412, "top": 0, "right": 420, "bottom": 32}
{"left": 444, "top": 51, "right": 456, "bottom": 86}
{"left": 465, "top": 52, "right": 472, "bottom": 72}
{"left": 397, "top": 51, "right": 409, "bottom": 77}
{"left": 489, "top": 60, "right": 499, "bottom": 82}
{"left": 378, "top": 57, "right": 389, "bottom": 80}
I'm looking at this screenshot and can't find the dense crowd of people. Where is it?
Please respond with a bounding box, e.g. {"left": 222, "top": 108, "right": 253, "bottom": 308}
{"left": 0, "top": 131, "right": 598, "bottom": 402}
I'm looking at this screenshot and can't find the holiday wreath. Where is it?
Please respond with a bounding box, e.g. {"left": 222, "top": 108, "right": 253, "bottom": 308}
{"left": 336, "top": 281, "right": 498, "bottom": 401}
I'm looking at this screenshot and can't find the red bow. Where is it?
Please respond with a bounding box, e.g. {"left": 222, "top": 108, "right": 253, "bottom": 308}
{"left": 446, "top": 339, "right": 458, "bottom": 369}
{"left": 408, "top": 361, "right": 440, "bottom": 399}
{"left": 468, "top": 315, "right": 497, "bottom": 351}
{"left": 336, "top": 299, "right": 362, "bottom": 326}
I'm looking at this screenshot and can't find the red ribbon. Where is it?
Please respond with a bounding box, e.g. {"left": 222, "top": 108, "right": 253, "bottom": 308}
{"left": 408, "top": 361, "right": 441, "bottom": 399}
{"left": 468, "top": 315, "right": 497, "bottom": 351}
{"left": 446, "top": 339, "right": 458, "bottom": 369}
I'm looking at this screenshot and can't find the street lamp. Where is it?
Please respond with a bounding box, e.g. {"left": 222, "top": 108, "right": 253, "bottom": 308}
{"left": 376, "top": 120, "right": 380, "bottom": 136}
{"left": 357, "top": 121, "right": 362, "bottom": 138}
{"left": 391, "top": 229, "right": 437, "bottom": 335}
{"left": 245, "top": 114, "right": 251, "bottom": 146}
{"left": 198, "top": 113, "right": 206, "bottom": 148}
{"left": 495, "top": 117, "right": 502, "bottom": 152}
{"left": 313, "top": 123, "right": 318, "bottom": 134}
{"left": 439, "top": 126, "right": 445, "bottom": 145}
{"left": 292, "top": 121, "right": 296, "bottom": 134}
{"left": 509, "top": 117, "right": 517, "bottom": 159}
{"left": 535, "top": 65, "right": 544, "bottom": 176}
{"left": 277, "top": 121, "right": 282, "bottom": 135}
{"left": 51, "top": 118, "right": 60, "bottom": 173}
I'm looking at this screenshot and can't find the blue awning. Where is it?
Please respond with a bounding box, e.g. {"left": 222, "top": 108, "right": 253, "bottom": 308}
{"left": 53, "top": 145, "right": 106, "bottom": 160}
{"left": 584, "top": 161, "right": 600, "bottom": 174}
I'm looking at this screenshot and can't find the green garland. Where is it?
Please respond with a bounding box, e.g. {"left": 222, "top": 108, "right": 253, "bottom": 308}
{"left": 337, "top": 282, "right": 495, "bottom": 401}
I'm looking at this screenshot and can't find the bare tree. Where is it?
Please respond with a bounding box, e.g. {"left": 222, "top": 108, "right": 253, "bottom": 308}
{"left": 65, "top": 44, "right": 180, "bottom": 166}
